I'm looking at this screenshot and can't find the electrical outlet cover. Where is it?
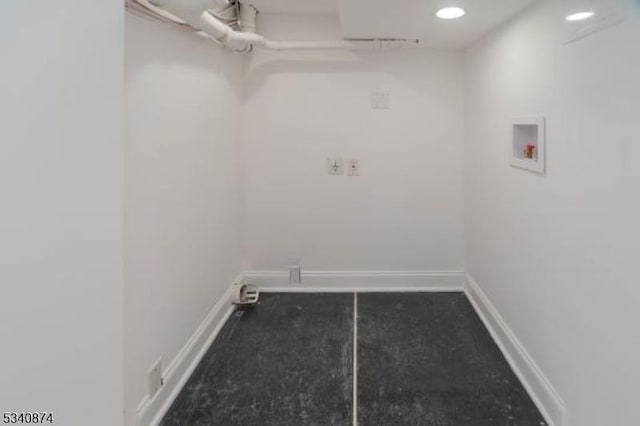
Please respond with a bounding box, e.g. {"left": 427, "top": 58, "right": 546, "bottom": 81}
{"left": 289, "top": 266, "right": 302, "bottom": 285}
{"left": 347, "top": 159, "right": 359, "bottom": 176}
{"left": 327, "top": 158, "right": 344, "bottom": 175}
{"left": 148, "top": 358, "right": 163, "bottom": 397}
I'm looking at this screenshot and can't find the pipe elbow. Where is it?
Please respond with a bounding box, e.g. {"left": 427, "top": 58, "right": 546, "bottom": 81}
{"left": 200, "top": 11, "right": 233, "bottom": 40}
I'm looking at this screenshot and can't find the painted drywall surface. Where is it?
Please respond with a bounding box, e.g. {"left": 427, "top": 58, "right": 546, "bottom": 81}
{"left": 464, "top": 1, "right": 640, "bottom": 424}
{"left": 124, "top": 14, "right": 243, "bottom": 423}
{"left": 0, "top": 2, "right": 124, "bottom": 426}
{"left": 243, "top": 15, "right": 465, "bottom": 272}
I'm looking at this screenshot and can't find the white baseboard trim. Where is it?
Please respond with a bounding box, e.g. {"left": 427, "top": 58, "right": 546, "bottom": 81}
{"left": 135, "top": 282, "right": 237, "bottom": 426}
{"left": 243, "top": 270, "right": 465, "bottom": 293}
{"left": 464, "top": 273, "right": 565, "bottom": 426}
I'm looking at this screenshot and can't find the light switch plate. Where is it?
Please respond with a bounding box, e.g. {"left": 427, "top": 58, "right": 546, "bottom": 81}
{"left": 327, "top": 158, "right": 344, "bottom": 175}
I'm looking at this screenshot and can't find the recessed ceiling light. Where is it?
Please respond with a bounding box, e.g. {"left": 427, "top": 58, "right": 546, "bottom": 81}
{"left": 565, "top": 11, "right": 595, "bottom": 21}
{"left": 436, "top": 7, "right": 466, "bottom": 20}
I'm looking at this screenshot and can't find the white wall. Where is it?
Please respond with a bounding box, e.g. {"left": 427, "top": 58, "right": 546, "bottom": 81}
{"left": 243, "top": 15, "right": 465, "bottom": 273}
{"left": 464, "top": 1, "right": 640, "bottom": 425}
{"left": 124, "top": 14, "right": 244, "bottom": 423}
{"left": 0, "top": 2, "right": 124, "bottom": 426}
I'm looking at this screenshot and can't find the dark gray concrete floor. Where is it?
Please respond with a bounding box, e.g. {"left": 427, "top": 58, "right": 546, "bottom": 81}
{"left": 357, "top": 292, "right": 547, "bottom": 426}
{"left": 160, "top": 293, "right": 353, "bottom": 426}
{"left": 161, "top": 292, "right": 547, "bottom": 426}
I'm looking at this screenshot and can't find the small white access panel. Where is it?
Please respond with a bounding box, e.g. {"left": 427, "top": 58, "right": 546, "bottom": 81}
{"left": 510, "top": 117, "right": 545, "bottom": 174}
{"left": 371, "top": 91, "right": 390, "bottom": 109}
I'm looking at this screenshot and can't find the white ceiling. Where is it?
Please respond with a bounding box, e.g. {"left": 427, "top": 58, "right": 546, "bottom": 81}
{"left": 339, "top": 0, "right": 538, "bottom": 49}
{"left": 250, "top": 0, "right": 537, "bottom": 49}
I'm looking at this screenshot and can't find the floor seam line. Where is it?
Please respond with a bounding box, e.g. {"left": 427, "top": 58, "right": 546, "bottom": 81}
{"left": 353, "top": 292, "right": 358, "bottom": 426}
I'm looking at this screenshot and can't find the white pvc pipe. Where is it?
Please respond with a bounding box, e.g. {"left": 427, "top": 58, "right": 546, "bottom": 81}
{"left": 199, "top": 11, "right": 421, "bottom": 52}
{"left": 199, "top": 10, "right": 257, "bottom": 52}
{"left": 261, "top": 39, "right": 421, "bottom": 51}
{"left": 239, "top": 3, "right": 258, "bottom": 34}
{"left": 148, "top": 0, "right": 422, "bottom": 53}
